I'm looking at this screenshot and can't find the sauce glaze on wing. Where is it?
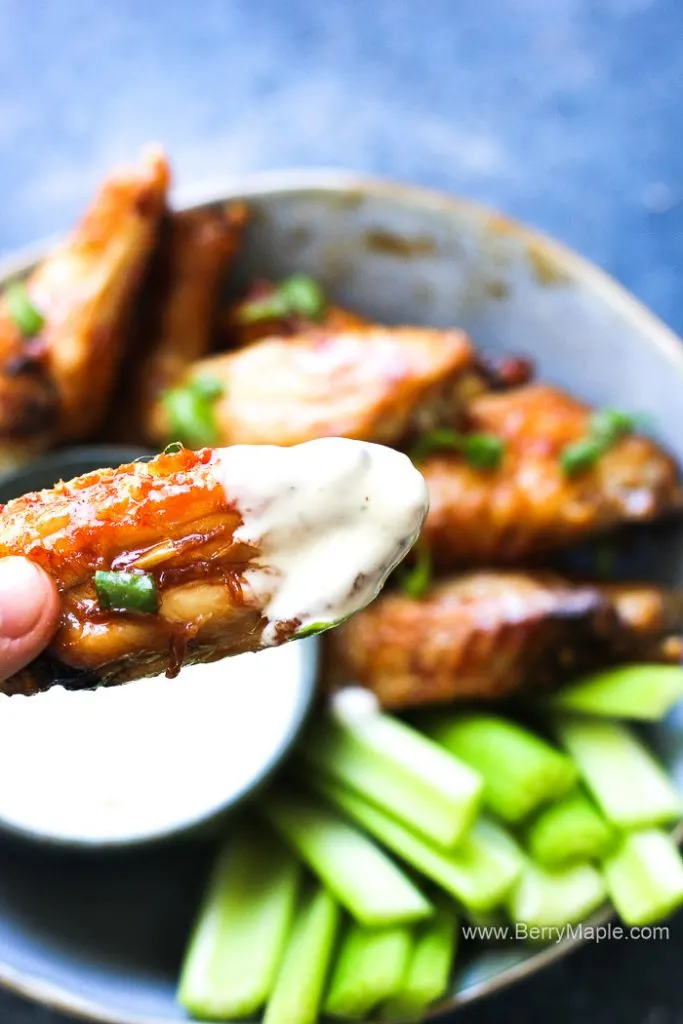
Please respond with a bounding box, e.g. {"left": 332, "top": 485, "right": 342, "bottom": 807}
{"left": 150, "top": 325, "right": 481, "bottom": 447}
{"left": 329, "top": 572, "right": 683, "bottom": 710}
{"left": 422, "top": 384, "right": 682, "bottom": 565}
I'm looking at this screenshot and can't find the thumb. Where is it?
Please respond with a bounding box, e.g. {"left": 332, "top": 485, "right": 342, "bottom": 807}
{"left": 0, "top": 557, "right": 60, "bottom": 682}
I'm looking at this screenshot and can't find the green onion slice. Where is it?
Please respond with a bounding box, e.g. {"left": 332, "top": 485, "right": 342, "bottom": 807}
{"left": 410, "top": 428, "right": 504, "bottom": 469}
{"left": 560, "top": 437, "right": 604, "bottom": 477}
{"left": 5, "top": 280, "right": 45, "bottom": 337}
{"left": 163, "top": 387, "right": 219, "bottom": 449}
{"left": 400, "top": 543, "right": 432, "bottom": 599}
{"left": 95, "top": 571, "right": 159, "bottom": 614}
{"left": 237, "top": 274, "right": 326, "bottom": 324}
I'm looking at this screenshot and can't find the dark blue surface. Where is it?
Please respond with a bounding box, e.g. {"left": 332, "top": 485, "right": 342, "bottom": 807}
{"left": 1, "top": 1, "right": 683, "bottom": 1021}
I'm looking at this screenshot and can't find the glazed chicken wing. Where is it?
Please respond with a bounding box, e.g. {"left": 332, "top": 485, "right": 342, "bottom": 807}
{"left": 149, "top": 325, "right": 481, "bottom": 448}
{"left": 421, "top": 384, "right": 681, "bottom": 565}
{"left": 330, "top": 572, "right": 683, "bottom": 709}
{"left": 0, "top": 149, "right": 169, "bottom": 468}
{"left": 0, "top": 438, "right": 427, "bottom": 696}
{"left": 121, "top": 203, "right": 248, "bottom": 442}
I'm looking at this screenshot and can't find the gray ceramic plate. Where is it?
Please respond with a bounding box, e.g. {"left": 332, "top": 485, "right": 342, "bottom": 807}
{"left": 0, "top": 171, "right": 682, "bottom": 1022}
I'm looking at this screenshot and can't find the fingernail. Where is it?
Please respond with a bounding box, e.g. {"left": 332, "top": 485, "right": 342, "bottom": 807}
{"left": 0, "top": 558, "right": 49, "bottom": 638}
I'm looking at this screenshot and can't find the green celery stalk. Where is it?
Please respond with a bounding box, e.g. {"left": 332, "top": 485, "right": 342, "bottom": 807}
{"left": 259, "top": 787, "right": 432, "bottom": 926}
{"left": 381, "top": 897, "right": 458, "bottom": 1020}
{"left": 300, "top": 709, "right": 482, "bottom": 847}
{"left": 425, "top": 712, "right": 577, "bottom": 822}
{"left": 524, "top": 790, "right": 617, "bottom": 868}
{"left": 324, "top": 921, "right": 413, "bottom": 1018}
{"left": 263, "top": 885, "right": 340, "bottom": 1024}
{"left": 551, "top": 715, "right": 682, "bottom": 829}
{"left": 545, "top": 665, "right": 683, "bottom": 720}
{"left": 602, "top": 829, "right": 683, "bottom": 926}
{"left": 178, "top": 821, "right": 300, "bottom": 1019}
{"left": 508, "top": 859, "right": 606, "bottom": 929}
{"left": 312, "top": 774, "right": 523, "bottom": 913}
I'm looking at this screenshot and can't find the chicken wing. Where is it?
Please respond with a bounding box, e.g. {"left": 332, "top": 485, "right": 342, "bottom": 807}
{"left": 421, "top": 384, "right": 681, "bottom": 565}
{"left": 329, "top": 572, "right": 683, "bottom": 709}
{"left": 0, "top": 438, "right": 427, "bottom": 695}
{"left": 117, "top": 203, "right": 248, "bottom": 443}
{"left": 149, "top": 325, "right": 481, "bottom": 448}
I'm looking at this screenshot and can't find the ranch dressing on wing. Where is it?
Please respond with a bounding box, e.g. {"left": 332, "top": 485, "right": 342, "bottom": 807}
{"left": 211, "top": 438, "right": 429, "bottom": 642}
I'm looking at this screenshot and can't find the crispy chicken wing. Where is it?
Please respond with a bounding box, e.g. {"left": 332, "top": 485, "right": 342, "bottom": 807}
{"left": 122, "top": 203, "right": 248, "bottom": 442}
{"left": 0, "top": 438, "right": 427, "bottom": 695}
{"left": 149, "top": 325, "right": 481, "bottom": 447}
{"left": 421, "top": 384, "right": 681, "bottom": 565}
{"left": 330, "top": 572, "right": 683, "bottom": 709}
{"left": 0, "top": 149, "right": 168, "bottom": 468}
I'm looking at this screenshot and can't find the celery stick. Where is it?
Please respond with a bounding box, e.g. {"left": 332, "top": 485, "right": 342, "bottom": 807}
{"left": 382, "top": 897, "right": 458, "bottom": 1020}
{"left": 426, "top": 713, "right": 577, "bottom": 822}
{"left": 264, "top": 885, "right": 340, "bottom": 1024}
{"left": 546, "top": 665, "right": 683, "bottom": 720}
{"left": 313, "top": 775, "right": 523, "bottom": 912}
{"left": 300, "top": 710, "right": 482, "bottom": 847}
{"left": 551, "top": 715, "right": 682, "bottom": 829}
{"left": 508, "top": 860, "right": 606, "bottom": 930}
{"left": 524, "top": 790, "right": 617, "bottom": 868}
{"left": 259, "top": 788, "right": 432, "bottom": 926}
{"left": 178, "top": 822, "right": 300, "bottom": 1019}
{"left": 602, "top": 829, "right": 683, "bottom": 925}
{"left": 324, "top": 921, "right": 413, "bottom": 1018}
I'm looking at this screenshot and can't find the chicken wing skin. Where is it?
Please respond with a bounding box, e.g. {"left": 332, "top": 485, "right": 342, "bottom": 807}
{"left": 123, "top": 203, "right": 248, "bottom": 442}
{"left": 37, "top": 149, "right": 169, "bottom": 441}
{"left": 150, "top": 325, "right": 481, "bottom": 447}
{"left": 422, "top": 384, "right": 681, "bottom": 565}
{"left": 329, "top": 572, "right": 683, "bottom": 709}
{"left": 0, "top": 438, "right": 427, "bottom": 695}
{"left": 0, "top": 149, "right": 169, "bottom": 468}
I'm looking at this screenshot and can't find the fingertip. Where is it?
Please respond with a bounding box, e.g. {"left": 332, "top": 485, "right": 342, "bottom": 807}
{"left": 0, "top": 557, "right": 60, "bottom": 681}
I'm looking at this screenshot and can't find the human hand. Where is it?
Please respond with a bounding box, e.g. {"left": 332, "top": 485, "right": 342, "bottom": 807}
{"left": 0, "top": 557, "right": 60, "bottom": 682}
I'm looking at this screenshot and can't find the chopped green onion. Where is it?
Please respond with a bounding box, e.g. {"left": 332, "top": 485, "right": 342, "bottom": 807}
{"left": 544, "top": 664, "right": 683, "bottom": 721}
{"left": 561, "top": 406, "right": 649, "bottom": 477}
{"left": 461, "top": 433, "right": 505, "bottom": 469}
{"left": 5, "top": 280, "right": 44, "bottom": 337}
{"left": 263, "top": 885, "right": 340, "bottom": 1024}
{"left": 279, "top": 274, "right": 326, "bottom": 319}
{"left": 324, "top": 921, "right": 413, "bottom": 1018}
{"left": 190, "top": 374, "right": 224, "bottom": 402}
{"left": 299, "top": 709, "right": 482, "bottom": 847}
{"left": 162, "top": 441, "right": 184, "bottom": 455}
{"left": 410, "top": 428, "right": 504, "bottom": 469}
{"left": 381, "top": 897, "right": 459, "bottom": 1020}
{"left": 507, "top": 859, "right": 606, "bottom": 929}
{"left": 311, "top": 775, "right": 523, "bottom": 913}
{"left": 551, "top": 715, "right": 682, "bottom": 829}
{"left": 163, "top": 386, "right": 219, "bottom": 449}
{"left": 590, "top": 408, "right": 643, "bottom": 445}
{"left": 560, "top": 437, "right": 604, "bottom": 477}
{"left": 259, "top": 787, "right": 432, "bottom": 927}
{"left": 94, "top": 570, "right": 159, "bottom": 614}
{"left": 424, "top": 712, "right": 577, "bottom": 823}
{"left": 294, "top": 621, "right": 334, "bottom": 640}
{"left": 524, "top": 790, "right": 617, "bottom": 868}
{"left": 178, "top": 822, "right": 301, "bottom": 1019}
{"left": 237, "top": 274, "right": 326, "bottom": 324}
{"left": 602, "top": 829, "right": 683, "bottom": 926}
{"left": 400, "top": 542, "right": 432, "bottom": 599}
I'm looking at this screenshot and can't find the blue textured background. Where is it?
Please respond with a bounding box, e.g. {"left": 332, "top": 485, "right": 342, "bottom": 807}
{"left": 1, "top": 0, "right": 682, "bottom": 1021}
